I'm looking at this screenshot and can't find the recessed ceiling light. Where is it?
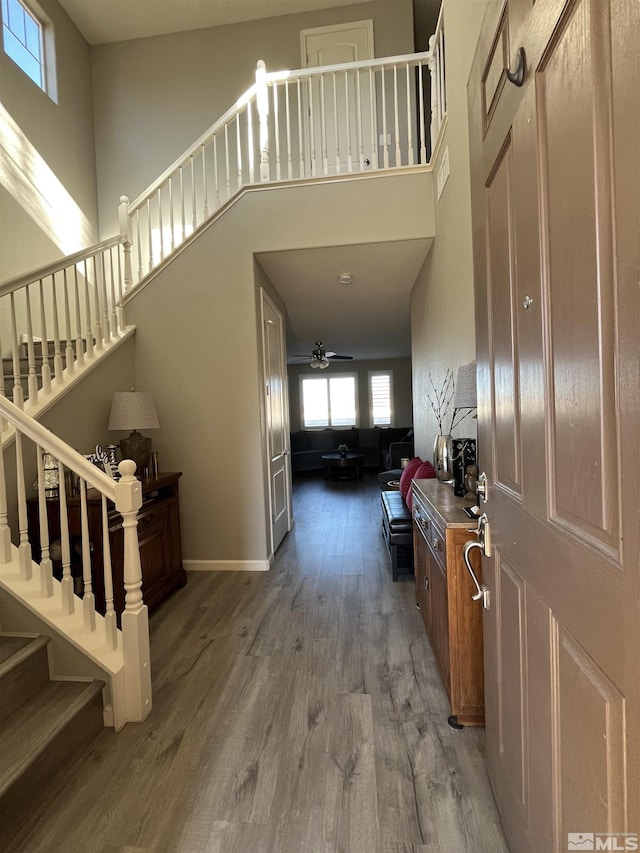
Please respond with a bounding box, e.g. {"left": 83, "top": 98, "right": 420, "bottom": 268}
{"left": 338, "top": 273, "right": 353, "bottom": 285}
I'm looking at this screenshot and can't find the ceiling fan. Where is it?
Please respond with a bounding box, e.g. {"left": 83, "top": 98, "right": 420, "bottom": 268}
{"left": 292, "top": 341, "right": 353, "bottom": 370}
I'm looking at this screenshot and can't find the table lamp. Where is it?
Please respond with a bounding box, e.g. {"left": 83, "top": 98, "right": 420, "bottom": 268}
{"left": 108, "top": 391, "right": 159, "bottom": 476}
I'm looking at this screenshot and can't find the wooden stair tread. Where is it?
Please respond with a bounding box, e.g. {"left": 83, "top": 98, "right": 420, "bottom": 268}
{"left": 0, "top": 634, "right": 34, "bottom": 667}
{"left": 0, "top": 679, "right": 104, "bottom": 797}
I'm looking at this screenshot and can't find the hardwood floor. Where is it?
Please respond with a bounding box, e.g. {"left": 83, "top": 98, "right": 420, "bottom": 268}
{"left": 13, "top": 472, "right": 510, "bottom": 853}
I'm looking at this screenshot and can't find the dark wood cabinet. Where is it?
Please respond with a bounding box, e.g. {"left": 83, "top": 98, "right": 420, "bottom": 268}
{"left": 412, "top": 479, "right": 484, "bottom": 727}
{"left": 27, "top": 472, "right": 187, "bottom": 617}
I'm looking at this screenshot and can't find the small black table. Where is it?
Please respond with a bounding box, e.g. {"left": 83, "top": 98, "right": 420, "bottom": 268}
{"left": 321, "top": 452, "right": 365, "bottom": 481}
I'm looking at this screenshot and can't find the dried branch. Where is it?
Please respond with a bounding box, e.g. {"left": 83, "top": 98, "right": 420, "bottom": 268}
{"left": 427, "top": 369, "right": 455, "bottom": 433}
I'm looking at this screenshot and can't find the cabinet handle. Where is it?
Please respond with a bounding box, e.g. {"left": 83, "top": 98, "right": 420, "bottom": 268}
{"left": 424, "top": 575, "right": 429, "bottom": 591}
{"left": 432, "top": 537, "right": 441, "bottom": 551}
{"left": 506, "top": 47, "right": 526, "bottom": 87}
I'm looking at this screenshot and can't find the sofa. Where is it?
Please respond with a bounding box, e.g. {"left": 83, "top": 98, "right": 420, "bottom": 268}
{"left": 290, "top": 427, "right": 413, "bottom": 473}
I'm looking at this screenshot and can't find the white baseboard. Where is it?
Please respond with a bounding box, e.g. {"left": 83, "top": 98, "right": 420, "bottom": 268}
{"left": 183, "top": 559, "right": 271, "bottom": 572}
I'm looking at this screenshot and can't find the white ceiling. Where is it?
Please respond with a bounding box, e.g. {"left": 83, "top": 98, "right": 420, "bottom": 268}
{"left": 58, "top": 0, "right": 376, "bottom": 45}
{"left": 257, "top": 239, "right": 432, "bottom": 362}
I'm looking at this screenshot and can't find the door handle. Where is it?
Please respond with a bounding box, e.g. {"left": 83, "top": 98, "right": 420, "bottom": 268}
{"left": 477, "top": 471, "right": 488, "bottom": 502}
{"left": 463, "top": 541, "right": 484, "bottom": 601}
{"left": 462, "top": 513, "right": 492, "bottom": 609}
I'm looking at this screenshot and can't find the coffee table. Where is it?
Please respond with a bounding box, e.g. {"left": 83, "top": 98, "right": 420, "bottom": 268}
{"left": 321, "top": 452, "right": 365, "bottom": 481}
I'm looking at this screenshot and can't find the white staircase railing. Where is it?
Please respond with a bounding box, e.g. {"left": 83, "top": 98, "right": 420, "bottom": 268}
{"left": 428, "top": 8, "right": 447, "bottom": 149}
{"left": 0, "top": 237, "right": 128, "bottom": 414}
{"left": 122, "top": 47, "right": 444, "bottom": 285}
{"left": 0, "top": 396, "right": 151, "bottom": 729}
{"left": 1, "top": 38, "right": 447, "bottom": 414}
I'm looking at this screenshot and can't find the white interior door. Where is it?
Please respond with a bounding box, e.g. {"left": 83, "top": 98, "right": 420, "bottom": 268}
{"left": 261, "top": 290, "right": 291, "bottom": 556}
{"left": 301, "top": 20, "right": 375, "bottom": 174}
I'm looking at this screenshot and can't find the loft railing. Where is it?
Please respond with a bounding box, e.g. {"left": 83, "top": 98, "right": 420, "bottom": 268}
{"left": 0, "top": 31, "right": 447, "bottom": 412}
{"left": 0, "top": 237, "right": 128, "bottom": 415}
{"left": 121, "top": 41, "right": 446, "bottom": 285}
{"left": 0, "top": 396, "right": 151, "bottom": 729}
{"left": 429, "top": 8, "right": 447, "bottom": 147}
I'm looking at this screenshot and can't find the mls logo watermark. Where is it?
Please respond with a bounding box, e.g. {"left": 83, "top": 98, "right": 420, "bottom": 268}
{"left": 568, "top": 833, "right": 639, "bottom": 851}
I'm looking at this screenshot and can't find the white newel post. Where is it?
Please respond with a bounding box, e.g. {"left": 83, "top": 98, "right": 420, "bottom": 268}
{"left": 115, "top": 460, "right": 152, "bottom": 722}
{"left": 118, "top": 196, "right": 133, "bottom": 294}
{"left": 256, "top": 60, "right": 270, "bottom": 182}
{"left": 428, "top": 35, "right": 439, "bottom": 152}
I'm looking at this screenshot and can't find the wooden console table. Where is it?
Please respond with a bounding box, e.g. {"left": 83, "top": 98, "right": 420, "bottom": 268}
{"left": 412, "top": 478, "right": 484, "bottom": 727}
{"left": 27, "top": 472, "right": 187, "bottom": 618}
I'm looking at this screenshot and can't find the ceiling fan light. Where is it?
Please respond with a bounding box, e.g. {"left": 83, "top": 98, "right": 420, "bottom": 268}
{"left": 319, "top": 359, "right": 329, "bottom": 369}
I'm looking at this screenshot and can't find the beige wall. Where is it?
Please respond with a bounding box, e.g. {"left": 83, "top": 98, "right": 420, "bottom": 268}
{"left": 124, "top": 170, "right": 433, "bottom": 565}
{"left": 410, "top": 0, "right": 487, "bottom": 462}
{"left": 0, "top": 0, "right": 98, "bottom": 282}
{"left": 90, "top": 0, "right": 415, "bottom": 236}
{"left": 287, "top": 357, "right": 413, "bottom": 432}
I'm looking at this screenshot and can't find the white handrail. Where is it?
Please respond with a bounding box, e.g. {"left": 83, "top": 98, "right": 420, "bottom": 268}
{"left": 0, "top": 236, "right": 123, "bottom": 298}
{"left": 0, "top": 236, "right": 129, "bottom": 412}
{"left": 123, "top": 48, "right": 441, "bottom": 286}
{"left": 0, "top": 394, "right": 151, "bottom": 728}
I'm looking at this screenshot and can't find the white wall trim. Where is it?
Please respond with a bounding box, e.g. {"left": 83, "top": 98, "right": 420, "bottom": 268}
{"left": 184, "top": 559, "right": 271, "bottom": 572}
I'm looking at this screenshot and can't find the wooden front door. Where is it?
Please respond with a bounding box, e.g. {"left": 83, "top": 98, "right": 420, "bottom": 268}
{"left": 468, "top": 1, "right": 639, "bottom": 851}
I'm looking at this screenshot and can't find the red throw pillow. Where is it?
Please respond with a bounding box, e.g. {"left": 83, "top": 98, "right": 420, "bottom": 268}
{"left": 406, "top": 460, "right": 437, "bottom": 510}
{"left": 399, "top": 456, "right": 423, "bottom": 499}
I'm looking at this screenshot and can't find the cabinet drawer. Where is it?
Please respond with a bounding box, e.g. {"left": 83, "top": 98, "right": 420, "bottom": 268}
{"left": 414, "top": 491, "right": 446, "bottom": 573}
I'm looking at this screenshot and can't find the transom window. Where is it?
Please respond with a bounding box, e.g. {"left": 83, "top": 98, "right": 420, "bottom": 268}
{"left": 1, "top": 0, "right": 55, "bottom": 98}
{"left": 301, "top": 375, "right": 357, "bottom": 428}
{"left": 369, "top": 371, "right": 393, "bottom": 426}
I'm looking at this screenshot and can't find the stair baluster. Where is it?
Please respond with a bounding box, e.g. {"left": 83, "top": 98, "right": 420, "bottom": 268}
{"left": 109, "top": 247, "right": 120, "bottom": 337}
{"left": 79, "top": 478, "right": 96, "bottom": 632}
{"left": 82, "top": 258, "right": 94, "bottom": 360}
{"left": 332, "top": 73, "right": 339, "bottom": 174}
{"left": 284, "top": 80, "right": 293, "bottom": 180}
{"left": 49, "top": 273, "right": 64, "bottom": 381}
{"left": 57, "top": 459, "right": 74, "bottom": 615}
{"left": 190, "top": 153, "right": 197, "bottom": 230}
{"left": 35, "top": 445, "right": 54, "bottom": 597}
{"left": 99, "top": 252, "right": 111, "bottom": 346}
{"left": 224, "top": 123, "right": 231, "bottom": 199}
{"left": 213, "top": 136, "right": 220, "bottom": 209}
{"left": 24, "top": 286, "right": 39, "bottom": 404}
{"left": 38, "top": 279, "right": 52, "bottom": 393}
{"left": 91, "top": 256, "right": 103, "bottom": 352}
{"left": 63, "top": 267, "right": 75, "bottom": 372}
{"left": 0, "top": 440, "right": 11, "bottom": 563}
{"left": 102, "top": 493, "right": 117, "bottom": 650}
{"left": 272, "top": 83, "right": 281, "bottom": 181}
{"left": 73, "top": 264, "right": 85, "bottom": 367}
{"left": 15, "top": 433, "right": 31, "bottom": 579}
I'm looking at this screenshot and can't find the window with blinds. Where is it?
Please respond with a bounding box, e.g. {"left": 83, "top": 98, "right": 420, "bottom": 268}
{"left": 369, "top": 372, "right": 393, "bottom": 426}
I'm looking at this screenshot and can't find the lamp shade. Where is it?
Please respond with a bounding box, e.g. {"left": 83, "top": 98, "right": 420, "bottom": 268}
{"left": 453, "top": 362, "right": 477, "bottom": 409}
{"left": 108, "top": 392, "right": 160, "bottom": 431}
